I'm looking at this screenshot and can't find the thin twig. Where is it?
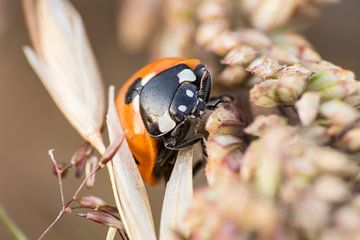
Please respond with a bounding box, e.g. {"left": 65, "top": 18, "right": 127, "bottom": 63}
{"left": 38, "top": 134, "right": 125, "bottom": 240}
{"left": 48, "top": 150, "right": 65, "bottom": 207}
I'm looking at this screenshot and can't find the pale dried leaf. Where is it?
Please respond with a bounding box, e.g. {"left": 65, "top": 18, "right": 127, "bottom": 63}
{"left": 295, "top": 92, "right": 320, "bottom": 126}
{"left": 106, "top": 86, "right": 156, "bottom": 240}
{"left": 23, "top": 0, "right": 105, "bottom": 152}
{"left": 160, "top": 147, "right": 193, "bottom": 240}
{"left": 106, "top": 227, "right": 117, "bottom": 240}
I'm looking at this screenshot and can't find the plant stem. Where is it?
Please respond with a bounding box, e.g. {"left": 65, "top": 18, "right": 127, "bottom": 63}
{"left": 0, "top": 206, "right": 28, "bottom": 240}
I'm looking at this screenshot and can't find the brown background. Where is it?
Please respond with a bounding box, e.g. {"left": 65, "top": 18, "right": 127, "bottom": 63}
{"left": 0, "top": 0, "right": 359, "bottom": 239}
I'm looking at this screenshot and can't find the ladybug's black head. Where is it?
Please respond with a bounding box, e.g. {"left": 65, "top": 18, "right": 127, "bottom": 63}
{"left": 136, "top": 64, "right": 211, "bottom": 137}
{"left": 168, "top": 82, "right": 206, "bottom": 122}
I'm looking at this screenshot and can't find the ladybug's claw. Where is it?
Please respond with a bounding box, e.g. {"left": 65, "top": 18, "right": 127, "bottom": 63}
{"left": 206, "top": 94, "right": 233, "bottom": 110}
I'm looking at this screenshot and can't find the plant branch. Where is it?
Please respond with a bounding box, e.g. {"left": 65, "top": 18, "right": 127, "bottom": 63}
{"left": 38, "top": 134, "right": 125, "bottom": 240}
{"left": 0, "top": 206, "right": 28, "bottom": 240}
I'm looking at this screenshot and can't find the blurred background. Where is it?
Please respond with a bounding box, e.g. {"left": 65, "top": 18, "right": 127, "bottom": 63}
{"left": 0, "top": 0, "right": 359, "bottom": 239}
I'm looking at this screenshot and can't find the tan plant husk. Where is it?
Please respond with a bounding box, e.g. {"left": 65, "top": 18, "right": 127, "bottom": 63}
{"left": 107, "top": 86, "right": 156, "bottom": 240}
{"left": 160, "top": 147, "right": 194, "bottom": 240}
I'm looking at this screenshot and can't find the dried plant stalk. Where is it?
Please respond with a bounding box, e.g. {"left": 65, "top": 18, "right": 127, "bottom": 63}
{"left": 160, "top": 147, "right": 194, "bottom": 240}
{"left": 23, "top": 0, "right": 105, "bottom": 153}
{"left": 22, "top": 1, "right": 125, "bottom": 239}
{"left": 0, "top": 206, "right": 28, "bottom": 240}
{"left": 106, "top": 86, "right": 156, "bottom": 240}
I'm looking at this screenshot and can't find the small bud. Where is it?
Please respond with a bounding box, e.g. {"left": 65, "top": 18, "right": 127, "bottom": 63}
{"left": 97, "top": 206, "right": 119, "bottom": 215}
{"left": 307, "top": 69, "right": 357, "bottom": 100}
{"left": 85, "top": 156, "right": 99, "bottom": 188}
{"left": 294, "top": 193, "right": 330, "bottom": 236}
{"left": 320, "top": 100, "right": 359, "bottom": 126}
{"left": 196, "top": 21, "right": 229, "bottom": 47}
{"left": 217, "top": 65, "right": 247, "bottom": 86}
{"left": 275, "top": 65, "right": 312, "bottom": 104}
{"left": 343, "top": 82, "right": 360, "bottom": 109}
{"left": 71, "top": 142, "right": 93, "bottom": 178}
{"left": 272, "top": 32, "right": 312, "bottom": 48}
{"left": 247, "top": 56, "right": 281, "bottom": 80}
{"left": 205, "top": 135, "right": 243, "bottom": 184}
{"left": 236, "top": 29, "right": 271, "bottom": 48}
{"left": 299, "top": 47, "right": 322, "bottom": 62}
{"left": 79, "top": 195, "right": 118, "bottom": 215}
{"left": 266, "top": 45, "right": 299, "bottom": 64}
{"left": 77, "top": 212, "right": 124, "bottom": 230}
{"left": 337, "top": 128, "right": 360, "bottom": 152}
{"left": 205, "top": 102, "right": 245, "bottom": 136}
{"left": 206, "top": 31, "right": 240, "bottom": 56}
{"left": 79, "top": 196, "right": 106, "bottom": 209}
{"left": 250, "top": 80, "right": 279, "bottom": 107}
{"left": 250, "top": 65, "right": 312, "bottom": 106}
{"left": 251, "top": 0, "right": 299, "bottom": 31}
{"left": 296, "top": 92, "right": 321, "bottom": 126}
{"left": 222, "top": 46, "right": 258, "bottom": 66}
{"left": 245, "top": 114, "right": 287, "bottom": 137}
{"left": 75, "top": 160, "right": 85, "bottom": 179}
{"left": 313, "top": 175, "right": 350, "bottom": 203}
{"left": 197, "top": 1, "right": 228, "bottom": 21}
{"left": 99, "top": 133, "right": 126, "bottom": 166}
{"left": 70, "top": 142, "right": 93, "bottom": 166}
{"left": 334, "top": 206, "right": 360, "bottom": 231}
{"left": 308, "top": 148, "right": 357, "bottom": 176}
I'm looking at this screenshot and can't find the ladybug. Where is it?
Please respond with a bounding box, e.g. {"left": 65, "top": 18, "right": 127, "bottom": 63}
{"left": 116, "top": 58, "right": 224, "bottom": 185}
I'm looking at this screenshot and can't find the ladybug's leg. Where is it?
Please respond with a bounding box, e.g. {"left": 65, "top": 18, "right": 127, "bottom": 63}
{"left": 206, "top": 95, "right": 233, "bottom": 110}
{"left": 163, "top": 133, "right": 204, "bottom": 150}
{"left": 162, "top": 119, "right": 203, "bottom": 150}
{"left": 153, "top": 145, "right": 178, "bottom": 181}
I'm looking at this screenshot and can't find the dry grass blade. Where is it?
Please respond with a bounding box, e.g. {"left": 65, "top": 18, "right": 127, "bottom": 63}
{"left": 160, "top": 147, "right": 194, "bottom": 240}
{"left": 0, "top": 206, "right": 28, "bottom": 240}
{"left": 106, "top": 86, "right": 156, "bottom": 240}
{"left": 23, "top": 0, "right": 105, "bottom": 153}
{"left": 106, "top": 227, "right": 117, "bottom": 240}
{"left": 22, "top": 1, "right": 123, "bottom": 238}
{"left": 22, "top": 0, "right": 41, "bottom": 54}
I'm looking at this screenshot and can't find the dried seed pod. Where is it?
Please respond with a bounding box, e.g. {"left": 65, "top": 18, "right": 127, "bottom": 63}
{"left": 320, "top": 100, "right": 359, "bottom": 126}
{"left": 79, "top": 196, "right": 107, "bottom": 209}
{"left": 217, "top": 65, "right": 248, "bottom": 86}
{"left": 250, "top": 0, "right": 300, "bottom": 31}
{"left": 247, "top": 56, "right": 282, "bottom": 80}
{"left": 77, "top": 212, "right": 124, "bottom": 230}
{"left": 70, "top": 142, "right": 93, "bottom": 166}
{"left": 244, "top": 114, "right": 287, "bottom": 137}
{"left": 307, "top": 69, "right": 358, "bottom": 100}
{"left": 196, "top": 20, "right": 229, "bottom": 47}
{"left": 85, "top": 156, "right": 99, "bottom": 188}
{"left": 222, "top": 46, "right": 258, "bottom": 66}
{"left": 313, "top": 175, "right": 350, "bottom": 203}
{"left": 337, "top": 128, "right": 360, "bottom": 152}
{"left": 296, "top": 92, "right": 321, "bottom": 126}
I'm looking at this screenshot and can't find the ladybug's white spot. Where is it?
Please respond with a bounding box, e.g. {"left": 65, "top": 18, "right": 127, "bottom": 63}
{"left": 132, "top": 95, "right": 143, "bottom": 134}
{"left": 177, "top": 69, "right": 196, "bottom": 83}
{"left": 158, "top": 111, "right": 176, "bottom": 133}
{"left": 186, "top": 90, "right": 194, "bottom": 97}
{"left": 141, "top": 72, "right": 156, "bottom": 86}
{"left": 178, "top": 105, "right": 187, "bottom": 112}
